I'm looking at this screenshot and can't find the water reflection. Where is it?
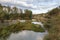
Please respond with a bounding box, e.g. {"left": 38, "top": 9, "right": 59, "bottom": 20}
{"left": 7, "top": 30, "right": 47, "bottom": 40}
{"left": 0, "top": 22, "right": 48, "bottom": 40}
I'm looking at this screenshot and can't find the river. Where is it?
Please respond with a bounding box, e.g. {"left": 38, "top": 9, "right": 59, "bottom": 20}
{"left": 7, "top": 22, "right": 48, "bottom": 40}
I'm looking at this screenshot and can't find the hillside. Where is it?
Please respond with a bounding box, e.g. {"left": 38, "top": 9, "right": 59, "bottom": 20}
{"left": 44, "top": 7, "right": 60, "bottom": 40}
{"left": 32, "top": 13, "right": 48, "bottom": 23}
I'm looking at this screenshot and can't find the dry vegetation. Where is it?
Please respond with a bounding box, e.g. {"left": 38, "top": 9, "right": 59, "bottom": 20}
{"left": 44, "top": 7, "right": 60, "bottom": 40}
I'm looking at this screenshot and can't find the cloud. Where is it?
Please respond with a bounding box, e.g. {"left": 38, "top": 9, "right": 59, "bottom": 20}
{"left": 0, "top": 0, "right": 37, "bottom": 9}
{"left": 0, "top": 0, "right": 60, "bottom": 14}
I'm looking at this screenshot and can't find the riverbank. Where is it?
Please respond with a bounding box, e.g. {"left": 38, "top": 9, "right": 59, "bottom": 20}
{"left": 0, "top": 22, "right": 45, "bottom": 40}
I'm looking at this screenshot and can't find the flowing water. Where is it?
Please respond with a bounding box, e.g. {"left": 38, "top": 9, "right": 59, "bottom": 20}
{"left": 7, "top": 22, "right": 48, "bottom": 40}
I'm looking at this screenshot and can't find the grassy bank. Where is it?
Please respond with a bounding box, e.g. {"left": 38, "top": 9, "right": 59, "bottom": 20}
{"left": 0, "top": 22, "right": 45, "bottom": 40}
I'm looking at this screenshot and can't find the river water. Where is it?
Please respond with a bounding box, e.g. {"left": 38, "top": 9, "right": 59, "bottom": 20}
{"left": 7, "top": 22, "right": 48, "bottom": 40}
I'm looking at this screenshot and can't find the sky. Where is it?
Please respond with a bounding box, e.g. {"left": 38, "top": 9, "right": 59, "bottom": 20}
{"left": 0, "top": 0, "right": 60, "bottom": 14}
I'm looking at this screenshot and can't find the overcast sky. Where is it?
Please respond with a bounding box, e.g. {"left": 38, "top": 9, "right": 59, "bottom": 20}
{"left": 0, "top": 0, "right": 60, "bottom": 14}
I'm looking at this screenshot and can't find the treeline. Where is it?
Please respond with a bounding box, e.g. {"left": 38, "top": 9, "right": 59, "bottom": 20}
{"left": 0, "top": 4, "right": 32, "bottom": 20}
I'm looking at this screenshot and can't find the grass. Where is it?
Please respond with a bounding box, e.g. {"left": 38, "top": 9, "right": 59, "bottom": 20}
{"left": 0, "top": 22, "right": 45, "bottom": 40}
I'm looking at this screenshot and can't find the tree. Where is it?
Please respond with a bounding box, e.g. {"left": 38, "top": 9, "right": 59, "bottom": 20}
{"left": 12, "top": 7, "right": 18, "bottom": 14}
{"left": 7, "top": 6, "right": 11, "bottom": 14}
{"left": 20, "top": 10, "right": 24, "bottom": 20}
{"left": 24, "top": 9, "right": 32, "bottom": 20}
{"left": 0, "top": 4, "right": 3, "bottom": 13}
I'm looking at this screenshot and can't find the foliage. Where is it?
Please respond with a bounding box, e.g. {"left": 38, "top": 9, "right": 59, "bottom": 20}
{"left": 44, "top": 7, "right": 60, "bottom": 40}
{"left": 24, "top": 9, "right": 32, "bottom": 20}
{"left": 0, "top": 4, "right": 32, "bottom": 20}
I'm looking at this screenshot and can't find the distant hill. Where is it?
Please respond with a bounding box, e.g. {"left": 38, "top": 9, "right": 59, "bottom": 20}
{"left": 32, "top": 13, "right": 48, "bottom": 23}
